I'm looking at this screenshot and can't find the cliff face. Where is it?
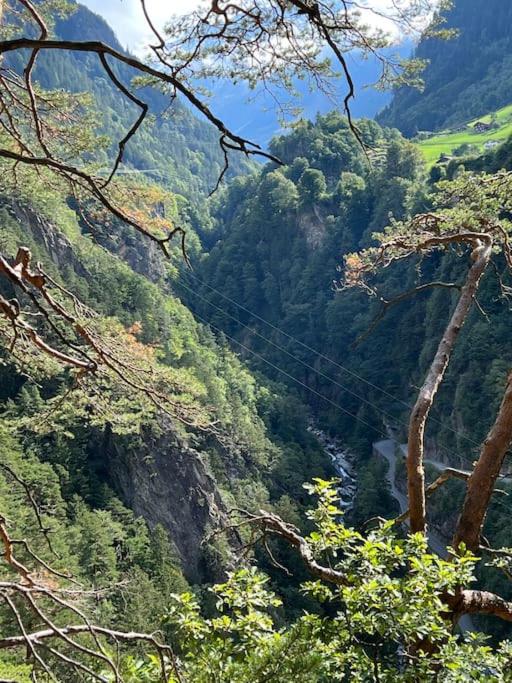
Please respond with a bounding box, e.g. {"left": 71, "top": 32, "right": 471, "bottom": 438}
{"left": 98, "top": 424, "right": 232, "bottom": 583}
{"left": 1, "top": 203, "right": 236, "bottom": 583}
{"left": 115, "top": 235, "right": 167, "bottom": 283}
{"left": 0, "top": 200, "right": 88, "bottom": 277}
{"left": 298, "top": 207, "right": 327, "bottom": 249}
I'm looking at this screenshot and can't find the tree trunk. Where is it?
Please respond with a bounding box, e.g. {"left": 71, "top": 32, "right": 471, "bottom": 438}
{"left": 452, "top": 372, "right": 512, "bottom": 552}
{"left": 407, "top": 238, "right": 492, "bottom": 534}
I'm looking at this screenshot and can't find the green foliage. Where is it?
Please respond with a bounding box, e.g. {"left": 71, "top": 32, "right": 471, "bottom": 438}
{"left": 346, "top": 171, "right": 512, "bottom": 283}
{"left": 151, "top": 481, "right": 512, "bottom": 681}
{"left": 298, "top": 168, "right": 327, "bottom": 205}
{"left": 351, "top": 457, "right": 398, "bottom": 526}
{"left": 190, "top": 109, "right": 512, "bottom": 646}
{"left": 0, "top": 661, "right": 32, "bottom": 683}
{"left": 0, "top": 424, "right": 189, "bottom": 652}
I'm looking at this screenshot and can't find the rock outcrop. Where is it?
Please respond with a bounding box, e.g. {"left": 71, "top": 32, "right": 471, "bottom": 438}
{"left": 99, "top": 424, "right": 231, "bottom": 584}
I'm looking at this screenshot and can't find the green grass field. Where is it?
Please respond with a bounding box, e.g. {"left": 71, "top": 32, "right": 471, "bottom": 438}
{"left": 415, "top": 104, "right": 512, "bottom": 165}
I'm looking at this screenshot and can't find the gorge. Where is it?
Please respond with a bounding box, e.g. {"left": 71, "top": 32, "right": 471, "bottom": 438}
{"left": 2, "top": 0, "right": 512, "bottom": 680}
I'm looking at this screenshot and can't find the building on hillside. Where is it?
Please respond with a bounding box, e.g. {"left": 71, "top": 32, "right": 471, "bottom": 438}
{"left": 436, "top": 152, "right": 453, "bottom": 164}
{"left": 416, "top": 131, "right": 434, "bottom": 140}
{"left": 484, "top": 140, "right": 500, "bottom": 150}
{"left": 474, "top": 121, "right": 492, "bottom": 133}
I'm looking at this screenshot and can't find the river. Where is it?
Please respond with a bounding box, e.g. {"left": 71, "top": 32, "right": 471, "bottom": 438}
{"left": 308, "top": 425, "right": 357, "bottom": 510}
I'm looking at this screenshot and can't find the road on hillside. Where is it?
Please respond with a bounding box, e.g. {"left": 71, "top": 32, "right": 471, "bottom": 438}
{"left": 373, "top": 439, "right": 474, "bottom": 632}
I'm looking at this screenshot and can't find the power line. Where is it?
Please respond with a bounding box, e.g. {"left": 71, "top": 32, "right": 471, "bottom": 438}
{"left": 175, "top": 276, "right": 407, "bottom": 432}
{"left": 190, "top": 308, "right": 387, "bottom": 439}
{"left": 186, "top": 281, "right": 512, "bottom": 521}
{"left": 182, "top": 277, "right": 512, "bottom": 525}
{"left": 177, "top": 275, "right": 477, "bottom": 469}
{"left": 185, "top": 270, "right": 415, "bottom": 407}
{"left": 182, "top": 270, "right": 483, "bottom": 450}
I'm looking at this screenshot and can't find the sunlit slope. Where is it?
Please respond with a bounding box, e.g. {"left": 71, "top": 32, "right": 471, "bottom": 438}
{"left": 416, "top": 104, "right": 512, "bottom": 165}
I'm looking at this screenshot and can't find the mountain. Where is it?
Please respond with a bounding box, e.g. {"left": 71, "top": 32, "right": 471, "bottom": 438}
{"left": 7, "top": 2, "right": 252, "bottom": 238}
{"left": 0, "top": 0, "right": 339, "bottom": 644}
{"left": 184, "top": 113, "right": 424, "bottom": 527}
{"left": 0, "top": 187, "right": 331, "bottom": 576}
{"left": 189, "top": 113, "right": 426, "bottom": 450}
{"left": 4, "top": 0, "right": 512, "bottom": 674}
{"left": 377, "top": 0, "right": 512, "bottom": 136}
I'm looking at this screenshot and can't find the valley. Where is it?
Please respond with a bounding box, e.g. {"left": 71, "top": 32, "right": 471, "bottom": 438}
{"left": 2, "top": 0, "right": 512, "bottom": 680}
{"left": 415, "top": 103, "right": 512, "bottom": 165}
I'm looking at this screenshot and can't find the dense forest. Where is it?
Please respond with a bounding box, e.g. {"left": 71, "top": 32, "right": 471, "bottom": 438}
{"left": 3, "top": 0, "right": 512, "bottom": 680}
{"left": 190, "top": 107, "right": 512, "bottom": 618}
{"left": 193, "top": 109, "right": 512, "bottom": 461}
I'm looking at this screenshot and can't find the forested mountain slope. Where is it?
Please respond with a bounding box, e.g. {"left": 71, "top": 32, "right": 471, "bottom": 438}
{"left": 190, "top": 113, "right": 428, "bottom": 446}
{"left": 190, "top": 113, "right": 512, "bottom": 558}
{"left": 377, "top": 0, "right": 512, "bottom": 136}
{"left": 8, "top": 1, "right": 251, "bottom": 238}
{"left": 0, "top": 4, "right": 340, "bottom": 669}
{"left": 0, "top": 175, "right": 332, "bottom": 647}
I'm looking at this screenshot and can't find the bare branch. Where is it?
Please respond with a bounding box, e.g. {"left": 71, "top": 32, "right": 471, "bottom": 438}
{"left": 0, "top": 509, "right": 184, "bottom": 682}
{"left": 352, "top": 281, "right": 461, "bottom": 348}
{"left": 97, "top": 53, "right": 149, "bottom": 187}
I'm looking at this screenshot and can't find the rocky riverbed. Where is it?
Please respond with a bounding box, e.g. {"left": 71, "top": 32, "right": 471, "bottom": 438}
{"left": 308, "top": 425, "right": 357, "bottom": 510}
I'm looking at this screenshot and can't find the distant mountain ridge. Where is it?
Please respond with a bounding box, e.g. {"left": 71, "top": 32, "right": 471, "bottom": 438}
{"left": 64, "top": 2, "right": 410, "bottom": 148}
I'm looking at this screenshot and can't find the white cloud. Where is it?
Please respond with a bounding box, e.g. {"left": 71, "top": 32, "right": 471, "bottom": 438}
{"left": 81, "top": 0, "right": 198, "bottom": 50}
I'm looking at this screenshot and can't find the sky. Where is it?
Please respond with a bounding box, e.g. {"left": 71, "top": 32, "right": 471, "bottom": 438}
{"left": 81, "top": 0, "right": 195, "bottom": 50}
{"left": 81, "top": 0, "right": 412, "bottom": 52}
